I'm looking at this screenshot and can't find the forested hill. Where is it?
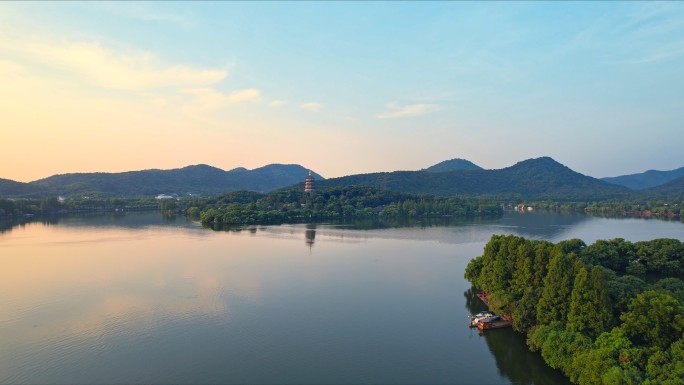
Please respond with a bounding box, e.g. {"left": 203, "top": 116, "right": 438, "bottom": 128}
{"left": 647, "top": 174, "right": 684, "bottom": 196}
{"left": 602, "top": 167, "right": 684, "bottom": 190}
{"left": 0, "top": 164, "right": 324, "bottom": 198}
{"left": 423, "top": 158, "right": 482, "bottom": 172}
{"left": 0, "top": 178, "right": 42, "bottom": 198}
{"left": 311, "top": 157, "right": 630, "bottom": 200}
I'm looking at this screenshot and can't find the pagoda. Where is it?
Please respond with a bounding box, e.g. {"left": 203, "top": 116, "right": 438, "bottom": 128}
{"left": 304, "top": 170, "right": 316, "bottom": 193}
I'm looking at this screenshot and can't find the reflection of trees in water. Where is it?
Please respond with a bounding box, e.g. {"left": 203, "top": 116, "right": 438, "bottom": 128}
{"left": 159, "top": 212, "right": 177, "bottom": 223}
{"left": 0, "top": 216, "right": 61, "bottom": 234}
{"left": 498, "top": 211, "right": 591, "bottom": 240}
{"left": 463, "top": 289, "right": 571, "bottom": 385}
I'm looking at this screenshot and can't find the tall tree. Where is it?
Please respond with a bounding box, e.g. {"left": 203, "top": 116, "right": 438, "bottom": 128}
{"left": 537, "top": 252, "right": 582, "bottom": 325}
{"left": 568, "top": 266, "right": 613, "bottom": 338}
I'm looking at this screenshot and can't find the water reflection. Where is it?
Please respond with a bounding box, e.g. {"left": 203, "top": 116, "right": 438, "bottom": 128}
{"left": 463, "top": 289, "right": 571, "bottom": 385}
{"left": 0, "top": 212, "right": 683, "bottom": 384}
{"left": 304, "top": 225, "right": 316, "bottom": 251}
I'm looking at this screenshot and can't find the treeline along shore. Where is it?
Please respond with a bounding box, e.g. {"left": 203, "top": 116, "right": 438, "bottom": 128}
{"left": 182, "top": 186, "right": 504, "bottom": 224}
{"left": 465, "top": 235, "right": 684, "bottom": 384}
{"left": 4, "top": 186, "right": 683, "bottom": 225}
{"left": 0, "top": 197, "right": 158, "bottom": 219}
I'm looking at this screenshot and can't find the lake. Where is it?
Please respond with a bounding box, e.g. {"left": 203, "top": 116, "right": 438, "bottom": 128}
{"left": 1, "top": 212, "right": 683, "bottom": 384}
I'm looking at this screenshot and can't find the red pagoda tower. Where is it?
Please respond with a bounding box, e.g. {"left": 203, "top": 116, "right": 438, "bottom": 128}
{"left": 304, "top": 170, "right": 316, "bottom": 193}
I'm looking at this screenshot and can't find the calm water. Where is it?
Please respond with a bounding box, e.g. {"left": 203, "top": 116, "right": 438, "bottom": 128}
{"left": 1, "top": 212, "right": 683, "bottom": 384}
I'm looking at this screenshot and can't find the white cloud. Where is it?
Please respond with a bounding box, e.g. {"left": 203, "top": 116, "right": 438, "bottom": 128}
{"left": 183, "top": 88, "right": 261, "bottom": 114}
{"left": 301, "top": 102, "right": 323, "bottom": 112}
{"left": 268, "top": 100, "right": 287, "bottom": 107}
{"left": 0, "top": 35, "right": 227, "bottom": 90}
{"left": 376, "top": 103, "right": 441, "bottom": 119}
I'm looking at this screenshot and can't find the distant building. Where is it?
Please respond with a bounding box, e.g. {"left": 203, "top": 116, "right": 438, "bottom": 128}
{"left": 57, "top": 196, "right": 66, "bottom": 202}
{"left": 304, "top": 170, "right": 316, "bottom": 193}
{"left": 156, "top": 194, "right": 174, "bottom": 199}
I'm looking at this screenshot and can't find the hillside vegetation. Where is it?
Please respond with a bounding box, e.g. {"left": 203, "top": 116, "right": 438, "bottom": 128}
{"left": 314, "top": 157, "right": 630, "bottom": 200}
{"left": 423, "top": 158, "right": 483, "bottom": 172}
{"left": 465, "top": 235, "right": 684, "bottom": 385}
{"left": 602, "top": 167, "right": 684, "bottom": 190}
{"left": 647, "top": 174, "right": 684, "bottom": 196}
{"left": 185, "top": 186, "right": 503, "bottom": 224}
{"left": 0, "top": 164, "right": 323, "bottom": 198}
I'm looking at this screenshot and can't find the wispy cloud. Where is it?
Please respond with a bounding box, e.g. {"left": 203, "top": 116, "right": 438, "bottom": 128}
{"left": 95, "top": 3, "right": 193, "bottom": 26}
{"left": 408, "top": 91, "right": 458, "bottom": 102}
{"left": 0, "top": 34, "right": 226, "bottom": 90}
{"left": 376, "top": 103, "right": 441, "bottom": 119}
{"left": 269, "top": 100, "right": 287, "bottom": 107}
{"left": 301, "top": 102, "right": 322, "bottom": 112}
{"left": 183, "top": 88, "right": 261, "bottom": 114}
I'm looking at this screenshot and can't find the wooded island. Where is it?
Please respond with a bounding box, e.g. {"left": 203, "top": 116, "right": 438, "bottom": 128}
{"left": 465, "top": 235, "right": 684, "bottom": 384}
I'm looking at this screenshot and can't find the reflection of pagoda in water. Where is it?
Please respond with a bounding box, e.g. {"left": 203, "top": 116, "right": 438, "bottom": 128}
{"left": 305, "top": 228, "right": 316, "bottom": 251}
{"left": 304, "top": 170, "right": 316, "bottom": 193}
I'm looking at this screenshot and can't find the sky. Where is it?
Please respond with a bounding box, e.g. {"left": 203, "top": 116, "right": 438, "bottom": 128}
{"left": 1, "top": 2, "right": 683, "bottom": 182}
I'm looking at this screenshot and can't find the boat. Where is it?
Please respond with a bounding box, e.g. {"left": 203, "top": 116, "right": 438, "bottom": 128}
{"left": 477, "top": 314, "right": 512, "bottom": 330}
{"left": 468, "top": 310, "right": 496, "bottom": 328}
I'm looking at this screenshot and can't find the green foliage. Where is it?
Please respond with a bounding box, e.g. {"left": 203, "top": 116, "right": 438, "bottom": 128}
{"left": 423, "top": 158, "right": 482, "bottom": 172}
{"left": 537, "top": 253, "right": 582, "bottom": 325}
{"left": 191, "top": 186, "right": 503, "bottom": 225}
{"left": 620, "top": 291, "right": 684, "bottom": 352}
{"left": 0, "top": 164, "right": 323, "bottom": 198}
{"left": 606, "top": 275, "right": 648, "bottom": 318}
{"left": 557, "top": 239, "right": 587, "bottom": 256}
{"left": 567, "top": 267, "right": 613, "bottom": 338}
{"left": 580, "top": 239, "right": 634, "bottom": 271}
{"left": 644, "top": 339, "right": 684, "bottom": 385}
{"left": 466, "top": 235, "right": 684, "bottom": 385}
{"left": 512, "top": 288, "right": 541, "bottom": 334}
{"left": 158, "top": 199, "right": 178, "bottom": 212}
{"left": 651, "top": 278, "right": 684, "bottom": 303}
{"left": 0, "top": 197, "right": 157, "bottom": 219}
{"left": 317, "top": 157, "right": 631, "bottom": 200}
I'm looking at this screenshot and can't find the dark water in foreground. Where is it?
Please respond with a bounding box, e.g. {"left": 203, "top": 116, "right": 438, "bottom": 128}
{"left": 1, "top": 212, "right": 682, "bottom": 384}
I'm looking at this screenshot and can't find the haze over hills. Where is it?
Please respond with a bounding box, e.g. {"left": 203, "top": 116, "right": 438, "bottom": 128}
{"left": 647, "top": 174, "right": 684, "bottom": 196}
{"left": 422, "top": 158, "right": 483, "bottom": 172}
{"left": 0, "top": 164, "right": 323, "bottom": 198}
{"left": 307, "top": 157, "right": 631, "bottom": 200}
{"left": 2, "top": 157, "right": 681, "bottom": 201}
{"left": 601, "top": 167, "right": 684, "bottom": 190}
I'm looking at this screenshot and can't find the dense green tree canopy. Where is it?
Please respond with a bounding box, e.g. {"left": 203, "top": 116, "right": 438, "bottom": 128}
{"left": 465, "top": 235, "right": 684, "bottom": 385}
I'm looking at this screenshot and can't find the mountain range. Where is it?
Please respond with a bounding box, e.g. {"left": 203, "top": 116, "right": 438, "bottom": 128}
{"left": 310, "top": 157, "right": 631, "bottom": 200}
{"left": 601, "top": 167, "right": 684, "bottom": 190}
{"left": 1, "top": 158, "right": 683, "bottom": 200}
{"left": 0, "top": 164, "right": 323, "bottom": 198}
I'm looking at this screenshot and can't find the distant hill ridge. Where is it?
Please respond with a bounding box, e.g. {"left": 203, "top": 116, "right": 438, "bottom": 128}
{"left": 602, "top": 167, "right": 684, "bottom": 190}
{"left": 2, "top": 157, "right": 681, "bottom": 200}
{"left": 0, "top": 164, "right": 323, "bottom": 198}
{"left": 305, "top": 157, "right": 630, "bottom": 200}
{"left": 647, "top": 174, "right": 684, "bottom": 196}
{"left": 423, "top": 158, "right": 483, "bottom": 172}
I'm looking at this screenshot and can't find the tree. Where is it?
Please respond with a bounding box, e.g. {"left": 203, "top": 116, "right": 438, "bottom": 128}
{"left": 620, "top": 291, "right": 684, "bottom": 352}
{"left": 568, "top": 266, "right": 613, "bottom": 338}
{"left": 607, "top": 275, "right": 648, "bottom": 318}
{"left": 557, "top": 238, "right": 586, "bottom": 256}
{"left": 645, "top": 338, "right": 684, "bottom": 385}
{"left": 512, "top": 287, "right": 541, "bottom": 334}
{"left": 651, "top": 278, "right": 684, "bottom": 304}
{"left": 537, "top": 252, "right": 582, "bottom": 325}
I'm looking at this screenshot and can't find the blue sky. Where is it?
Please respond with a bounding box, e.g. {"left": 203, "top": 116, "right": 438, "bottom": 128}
{"left": 1, "top": 2, "right": 683, "bottom": 181}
